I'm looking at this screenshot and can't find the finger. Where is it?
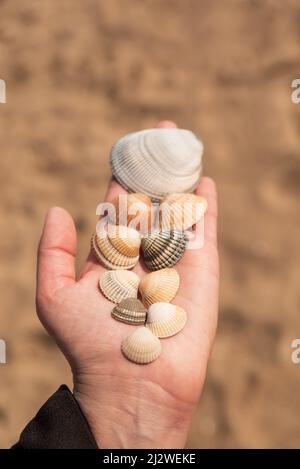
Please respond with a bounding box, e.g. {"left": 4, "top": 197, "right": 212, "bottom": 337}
{"left": 37, "top": 207, "right": 76, "bottom": 301}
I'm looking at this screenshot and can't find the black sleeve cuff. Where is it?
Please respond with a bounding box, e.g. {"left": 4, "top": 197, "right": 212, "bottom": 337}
{"left": 12, "top": 385, "right": 98, "bottom": 449}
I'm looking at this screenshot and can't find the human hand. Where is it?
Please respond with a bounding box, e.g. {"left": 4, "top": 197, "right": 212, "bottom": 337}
{"left": 36, "top": 121, "right": 219, "bottom": 449}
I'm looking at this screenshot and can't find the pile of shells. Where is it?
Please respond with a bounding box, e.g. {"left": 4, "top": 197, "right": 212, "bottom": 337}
{"left": 92, "top": 127, "right": 207, "bottom": 365}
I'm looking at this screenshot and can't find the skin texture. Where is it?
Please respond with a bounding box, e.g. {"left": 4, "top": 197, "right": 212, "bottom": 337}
{"left": 36, "top": 121, "right": 219, "bottom": 449}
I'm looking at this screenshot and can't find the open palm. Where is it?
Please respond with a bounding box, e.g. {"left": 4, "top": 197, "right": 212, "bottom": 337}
{"left": 36, "top": 121, "right": 219, "bottom": 448}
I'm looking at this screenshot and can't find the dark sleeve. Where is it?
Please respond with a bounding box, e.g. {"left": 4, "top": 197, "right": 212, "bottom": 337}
{"left": 11, "top": 385, "right": 98, "bottom": 449}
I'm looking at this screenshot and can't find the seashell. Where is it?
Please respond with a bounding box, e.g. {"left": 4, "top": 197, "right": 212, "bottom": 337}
{"left": 110, "top": 128, "right": 203, "bottom": 201}
{"left": 139, "top": 268, "right": 180, "bottom": 307}
{"left": 99, "top": 270, "right": 140, "bottom": 303}
{"left": 160, "top": 193, "right": 207, "bottom": 231}
{"left": 111, "top": 193, "right": 153, "bottom": 233}
{"left": 91, "top": 225, "right": 140, "bottom": 270}
{"left": 146, "top": 302, "right": 187, "bottom": 338}
{"left": 141, "top": 230, "right": 187, "bottom": 271}
{"left": 112, "top": 298, "right": 147, "bottom": 325}
{"left": 121, "top": 326, "right": 162, "bottom": 364}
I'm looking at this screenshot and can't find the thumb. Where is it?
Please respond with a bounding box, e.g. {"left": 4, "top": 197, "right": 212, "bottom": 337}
{"left": 37, "top": 207, "right": 77, "bottom": 302}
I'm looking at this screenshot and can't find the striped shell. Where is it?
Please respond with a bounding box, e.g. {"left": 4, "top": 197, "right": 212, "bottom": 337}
{"left": 139, "top": 268, "right": 180, "bottom": 307}
{"left": 91, "top": 225, "right": 140, "bottom": 270}
{"left": 112, "top": 298, "right": 147, "bottom": 325}
{"left": 121, "top": 326, "right": 162, "bottom": 364}
{"left": 146, "top": 302, "right": 187, "bottom": 338}
{"left": 110, "top": 128, "right": 203, "bottom": 201}
{"left": 160, "top": 193, "right": 207, "bottom": 231}
{"left": 111, "top": 193, "right": 153, "bottom": 233}
{"left": 99, "top": 270, "right": 140, "bottom": 303}
{"left": 141, "top": 230, "right": 187, "bottom": 271}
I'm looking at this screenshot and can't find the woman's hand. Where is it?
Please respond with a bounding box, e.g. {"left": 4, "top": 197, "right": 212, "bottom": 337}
{"left": 36, "top": 121, "right": 219, "bottom": 449}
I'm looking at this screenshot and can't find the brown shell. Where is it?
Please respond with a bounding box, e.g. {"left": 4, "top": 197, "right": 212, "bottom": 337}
{"left": 112, "top": 298, "right": 147, "bottom": 325}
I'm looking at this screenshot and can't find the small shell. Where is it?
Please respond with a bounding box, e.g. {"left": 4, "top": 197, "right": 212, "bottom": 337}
{"left": 146, "top": 302, "right": 187, "bottom": 338}
{"left": 112, "top": 298, "right": 147, "bottom": 325}
{"left": 139, "top": 268, "right": 180, "bottom": 307}
{"left": 121, "top": 326, "right": 162, "bottom": 364}
{"left": 111, "top": 193, "right": 153, "bottom": 233}
{"left": 99, "top": 270, "right": 140, "bottom": 303}
{"left": 141, "top": 230, "right": 187, "bottom": 271}
{"left": 91, "top": 225, "right": 140, "bottom": 270}
{"left": 160, "top": 193, "right": 207, "bottom": 231}
{"left": 110, "top": 128, "right": 203, "bottom": 201}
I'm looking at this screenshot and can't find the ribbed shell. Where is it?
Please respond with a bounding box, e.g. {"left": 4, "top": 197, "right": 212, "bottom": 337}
{"left": 146, "top": 302, "right": 187, "bottom": 338}
{"left": 121, "top": 326, "right": 162, "bottom": 364}
{"left": 112, "top": 298, "right": 147, "bottom": 325}
{"left": 99, "top": 270, "right": 140, "bottom": 304}
{"left": 91, "top": 225, "right": 140, "bottom": 270}
{"left": 139, "top": 268, "right": 180, "bottom": 307}
{"left": 110, "top": 128, "right": 203, "bottom": 201}
{"left": 141, "top": 230, "right": 187, "bottom": 271}
{"left": 160, "top": 193, "right": 207, "bottom": 231}
{"left": 111, "top": 193, "right": 153, "bottom": 233}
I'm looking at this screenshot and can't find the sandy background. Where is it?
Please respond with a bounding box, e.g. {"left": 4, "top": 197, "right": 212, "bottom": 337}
{"left": 0, "top": 0, "right": 300, "bottom": 448}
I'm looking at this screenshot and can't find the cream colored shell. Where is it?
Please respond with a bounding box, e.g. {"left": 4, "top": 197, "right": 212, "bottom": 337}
{"left": 139, "top": 268, "right": 180, "bottom": 307}
{"left": 111, "top": 193, "right": 153, "bottom": 233}
{"left": 160, "top": 193, "right": 207, "bottom": 231}
{"left": 146, "top": 302, "right": 187, "bottom": 338}
{"left": 121, "top": 326, "right": 162, "bottom": 364}
{"left": 112, "top": 298, "right": 147, "bottom": 325}
{"left": 99, "top": 270, "right": 140, "bottom": 304}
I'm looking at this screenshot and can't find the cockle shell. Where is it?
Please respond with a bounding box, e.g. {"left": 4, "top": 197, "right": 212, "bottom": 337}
{"left": 112, "top": 298, "right": 147, "bottom": 325}
{"left": 99, "top": 270, "right": 140, "bottom": 304}
{"left": 146, "top": 302, "right": 187, "bottom": 338}
{"left": 121, "top": 326, "right": 162, "bottom": 364}
{"left": 110, "top": 128, "right": 203, "bottom": 201}
{"left": 91, "top": 225, "right": 140, "bottom": 270}
{"left": 139, "top": 268, "right": 180, "bottom": 307}
{"left": 160, "top": 193, "right": 207, "bottom": 231}
{"left": 141, "top": 230, "right": 188, "bottom": 271}
{"left": 111, "top": 193, "right": 153, "bottom": 233}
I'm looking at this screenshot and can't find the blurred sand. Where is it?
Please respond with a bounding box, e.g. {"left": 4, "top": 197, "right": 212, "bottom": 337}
{"left": 1, "top": 0, "right": 300, "bottom": 448}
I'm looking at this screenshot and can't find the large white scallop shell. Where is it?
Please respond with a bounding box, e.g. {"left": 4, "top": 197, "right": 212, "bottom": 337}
{"left": 91, "top": 225, "right": 140, "bottom": 270}
{"left": 110, "top": 128, "right": 203, "bottom": 201}
{"left": 138, "top": 268, "right": 180, "bottom": 307}
{"left": 99, "top": 270, "right": 140, "bottom": 303}
{"left": 121, "top": 326, "right": 162, "bottom": 364}
{"left": 146, "top": 302, "right": 187, "bottom": 338}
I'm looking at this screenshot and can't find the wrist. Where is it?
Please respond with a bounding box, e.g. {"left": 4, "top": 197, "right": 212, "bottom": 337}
{"left": 73, "top": 373, "right": 194, "bottom": 449}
